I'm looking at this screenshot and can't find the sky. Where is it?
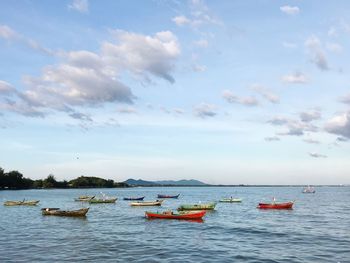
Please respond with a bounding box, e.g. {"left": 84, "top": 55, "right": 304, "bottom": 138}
{"left": 0, "top": 0, "right": 350, "bottom": 185}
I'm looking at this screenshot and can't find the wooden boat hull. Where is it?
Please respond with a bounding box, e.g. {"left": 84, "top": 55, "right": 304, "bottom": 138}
{"left": 89, "top": 198, "right": 117, "bottom": 204}
{"left": 219, "top": 198, "right": 242, "bottom": 203}
{"left": 157, "top": 194, "right": 180, "bottom": 199}
{"left": 4, "top": 200, "right": 40, "bottom": 206}
{"left": 74, "top": 196, "right": 95, "bottom": 201}
{"left": 178, "top": 202, "right": 217, "bottom": 211}
{"left": 145, "top": 210, "right": 206, "bottom": 220}
{"left": 123, "top": 196, "right": 145, "bottom": 201}
{"left": 130, "top": 200, "right": 163, "bottom": 206}
{"left": 257, "top": 202, "right": 294, "bottom": 209}
{"left": 42, "top": 208, "right": 89, "bottom": 217}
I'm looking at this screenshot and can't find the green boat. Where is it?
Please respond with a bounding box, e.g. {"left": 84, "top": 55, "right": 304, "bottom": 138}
{"left": 177, "top": 202, "right": 217, "bottom": 211}
{"left": 219, "top": 198, "right": 242, "bottom": 203}
{"left": 89, "top": 197, "right": 117, "bottom": 204}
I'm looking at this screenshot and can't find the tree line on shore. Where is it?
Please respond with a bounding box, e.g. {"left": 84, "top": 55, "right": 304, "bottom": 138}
{"left": 0, "top": 167, "right": 129, "bottom": 190}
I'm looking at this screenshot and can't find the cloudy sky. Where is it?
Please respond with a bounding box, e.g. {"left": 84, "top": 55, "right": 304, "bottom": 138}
{"left": 1, "top": 0, "right": 350, "bottom": 184}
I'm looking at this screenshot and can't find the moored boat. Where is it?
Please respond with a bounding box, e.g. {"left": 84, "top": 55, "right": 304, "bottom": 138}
{"left": 257, "top": 201, "right": 294, "bottom": 209}
{"left": 219, "top": 198, "right": 242, "bottom": 203}
{"left": 177, "top": 202, "right": 217, "bottom": 211}
{"left": 123, "top": 196, "right": 145, "bottom": 201}
{"left": 130, "top": 200, "right": 163, "bottom": 206}
{"left": 302, "top": 186, "right": 316, "bottom": 193}
{"left": 157, "top": 194, "right": 180, "bottom": 199}
{"left": 42, "top": 207, "right": 89, "bottom": 217}
{"left": 145, "top": 210, "right": 206, "bottom": 220}
{"left": 89, "top": 198, "right": 117, "bottom": 204}
{"left": 4, "top": 200, "right": 40, "bottom": 206}
{"left": 74, "top": 195, "right": 95, "bottom": 201}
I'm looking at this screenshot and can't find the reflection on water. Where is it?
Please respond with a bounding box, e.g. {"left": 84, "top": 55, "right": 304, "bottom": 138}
{"left": 0, "top": 186, "right": 349, "bottom": 262}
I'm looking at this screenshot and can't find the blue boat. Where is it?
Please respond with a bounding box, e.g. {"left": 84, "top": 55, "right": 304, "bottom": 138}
{"left": 123, "top": 196, "right": 145, "bottom": 201}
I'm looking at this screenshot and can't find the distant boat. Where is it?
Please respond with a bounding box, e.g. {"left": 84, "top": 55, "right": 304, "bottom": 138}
{"left": 42, "top": 207, "right": 89, "bottom": 217}
{"left": 130, "top": 200, "right": 163, "bottom": 206}
{"left": 4, "top": 200, "right": 40, "bottom": 206}
{"left": 177, "top": 202, "right": 217, "bottom": 211}
{"left": 257, "top": 201, "right": 294, "bottom": 210}
{"left": 219, "top": 198, "right": 242, "bottom": 203}
{"left": 123, "top": 196, "right": 145, "bottom": 201}
{"left": 74, "top": 195, "right": 95, "bottom": 201}
{"left": 145, "top": 210, "right": 206, "bottom": 220}
{"left": 302, "top": 186, "right": 316, "bottom": 193}
{"left": 89, "top": 198, "right": 117, "bottom": 204}
{"left": 157, "top": 194, "right": 180, "bottom": 199}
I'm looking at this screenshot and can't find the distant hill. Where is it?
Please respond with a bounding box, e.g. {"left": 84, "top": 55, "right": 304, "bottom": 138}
{"left": 124, "top": 179, "right": 159, "bottom": 186}
{"left": 124, "top": 178, "right": 208, "bottom": 186}
{"left": 154, "top": 179, "right": 208, "bottom": 186}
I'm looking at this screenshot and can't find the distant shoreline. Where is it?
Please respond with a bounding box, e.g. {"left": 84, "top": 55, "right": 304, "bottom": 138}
{"left": 1, "top": 184, "right": 348, "bottom": 191}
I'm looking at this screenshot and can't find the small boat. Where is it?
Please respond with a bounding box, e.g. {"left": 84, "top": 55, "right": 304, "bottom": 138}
{"left": 177, "top": 202, "right": 217, "bottom": 211}
{"left": 130, "top": 200, "right": 164, "bottom": 206}
{"left": 123, "top": 196, "right": 145, "bottom": 201}
{"left": 74, "top": 195, "right": 95, "bottom": 201}
{"left": 219, "top": 198, "right": 242, "bottom": 203}
{"left": 145, "top": 210, "right": 206, "bottom": 220}
{"left": 4, "top": 200, "right": 40, "bottom": 206}
{"left": 302, "top": 186, "right": 316, "bottom": 193}
{"left": 257, "top": 201, "right": 294, "bottom": 210}
{"left": 42, "top": 207, "right": 89, "bottom": 217}
{"left": 89, "top": 198, "right": 117, "bottom": 204}
{"left": 157, "top": 194, "right": 180, "bottom": 199}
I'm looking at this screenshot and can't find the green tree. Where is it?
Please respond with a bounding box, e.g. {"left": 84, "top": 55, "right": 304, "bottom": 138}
{"left": 43, "top": 174, "right": 57, "bottom": 188}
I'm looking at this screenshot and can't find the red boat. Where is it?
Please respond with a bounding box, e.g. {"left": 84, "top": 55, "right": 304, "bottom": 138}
{"left": 257, "top": 201, "right": 294, "bottom": 209}
{"left": 145, "top": 210, "right": 206, "bottom": 220}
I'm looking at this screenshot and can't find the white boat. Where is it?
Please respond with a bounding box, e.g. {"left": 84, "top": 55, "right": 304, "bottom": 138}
{"left": 130, "top": 200, "right": 164, "bottom": 206}
{"left": 302, "top": 186, "right": 315, "bottom": 193}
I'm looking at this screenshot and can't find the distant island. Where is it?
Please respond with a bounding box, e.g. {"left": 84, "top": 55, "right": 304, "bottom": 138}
{"left": 0, "top": 167, "right": 209, "bottom": 190}
{"left": 124, "top": 178, "right": 208, "bottom": 187}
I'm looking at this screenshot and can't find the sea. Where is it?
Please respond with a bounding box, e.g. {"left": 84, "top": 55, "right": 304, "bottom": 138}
{"left": 0, "top": 186, "right": 349, "bottom": 262}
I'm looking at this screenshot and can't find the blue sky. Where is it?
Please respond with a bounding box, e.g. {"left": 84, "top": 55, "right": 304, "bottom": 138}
{"left": 1, "top": 0, "right": 350, "bottom": 184}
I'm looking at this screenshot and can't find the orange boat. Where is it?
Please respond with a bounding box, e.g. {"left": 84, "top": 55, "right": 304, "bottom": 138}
{"left": 145, "top": 210, "right": 206, "bottom": 220}
{"left": 257, "top": 201, "right": 294, "bottom": 209}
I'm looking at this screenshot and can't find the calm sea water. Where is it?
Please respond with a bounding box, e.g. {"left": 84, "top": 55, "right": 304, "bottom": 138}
{"left": 0, "top": 186, "right": 349, "bottom": 262}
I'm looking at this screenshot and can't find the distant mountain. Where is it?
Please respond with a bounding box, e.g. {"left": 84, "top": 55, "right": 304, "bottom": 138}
{"left": 154, "top": 179, "right": 208, "bottom": 186}
{"left": 124, "top": 179, "right": 158, "bottom": 186}
{"left": 124, "top": 178, "right": 208, "bottom": 186}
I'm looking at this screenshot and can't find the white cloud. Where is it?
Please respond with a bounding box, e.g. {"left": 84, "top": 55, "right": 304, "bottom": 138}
{"left": 192, "top": 64, "right": 207, "bottom": 72}
{"left": 0, "top": 24, "right": 53, "bottom": 55}
{"left": 309, "top": 152, "right": 327, "bottom": 158}
{"left": 0, "top": 24, "right": 19, "bottom": 40}
{"left": 339, "top": 93, "right": 350, "bottom": 105}
{"left": 0, "top": 80, "right": 16, "bottom": 95}
{"left": 268, "top": 116, "right": 318, "bottom": 136}
{"left": 305, "top": 35, "right": 329, "bottom": 71}
{"left": 172, "top": 16, "right": 191, "bottom": 26}
{"left": 222, "top": 90, "right": 259, "bottom": 106}
{"left": 281, "top": 72, "right": 308, "bottom": 84}
{"left": 104, "top": 30, "right": 180, "bottom": 83}
{"left": 172, "top": 0, "right": 221, "bottom": 28}
{"left": 117, "top": 106, "right": 138, "bottom": 114}
{"left": 299, "top": 110, "right": 321, "bottom": 122}
{"left": 251, "top": 84, "right": 279, "bottom": 104}
{"left": 280, "top": 5, "right": 300, "bottom": 15}
{"left": 325, "top": 111, "right": 350, "bottom": 139}
{"left": 174, "top": 108, "right": 185, "bottom": 114}
{"left": 194, "top": 39, "right": 209, "bottom": 48}
{"left": 194, "top": 103, "right": 217, "bottom": 118}
{"left": 1, "top": 30, "right": 181, "bottom": 119}
{"left": 68, "top": 0, "right": 89, "bottom": 14}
